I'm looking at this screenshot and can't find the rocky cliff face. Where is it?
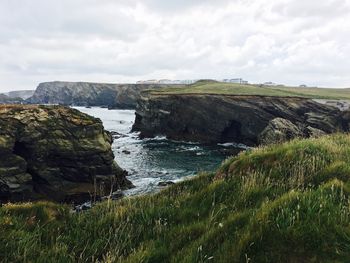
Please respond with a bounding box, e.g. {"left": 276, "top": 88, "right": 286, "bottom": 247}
{"left": 5, "top": 90, "right": 35, "bottom": 100}
{"left": 0, "top": 94, "right": 23, "bottom": 104}
{"left": 132, "top": 94, "right": 347, "bottom": 146}
{"left": 28, "top": 81, "right": 176, "bottom": 109}
{"left": 0, "top": 105, "right": 132, "bottom": 203}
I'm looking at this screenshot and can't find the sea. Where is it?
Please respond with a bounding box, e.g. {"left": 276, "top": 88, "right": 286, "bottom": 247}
{"left": 74, "top": 107, "right": 247, "bottom": 196}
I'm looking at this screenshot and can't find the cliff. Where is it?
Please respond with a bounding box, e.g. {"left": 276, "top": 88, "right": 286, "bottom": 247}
{"left": 133, "top": 93, "right": 347, "bottom": 146}
{"left": 5, "top": 90, "right": 35, "bottom": 100}
{"left": 0, "top": 94, "right": 23, "bottom": 104}
{"left": 0, "top": 105, "right": 132, "bottom": 203}
{"left": 27, "top": 81, "right": 177, "bottom": 109}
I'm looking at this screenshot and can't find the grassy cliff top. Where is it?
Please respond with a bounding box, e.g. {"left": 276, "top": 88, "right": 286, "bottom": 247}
{"left": 2, "top": 133, "right": 350, "bottom": 262}
{"left": 0, "top": 104, "right": 100, "bottom": 126}
{"left": 149, "top": 80, "right": 350, "bottom": 100}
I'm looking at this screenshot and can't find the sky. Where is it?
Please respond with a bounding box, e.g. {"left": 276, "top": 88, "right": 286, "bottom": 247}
{"left": 1, "top": 0, "right": 350, "bottom": 92}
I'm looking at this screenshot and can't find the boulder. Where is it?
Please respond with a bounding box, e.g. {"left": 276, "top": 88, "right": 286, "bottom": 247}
{"left": 258, "top": 118, "right": 304, "bottom": 145}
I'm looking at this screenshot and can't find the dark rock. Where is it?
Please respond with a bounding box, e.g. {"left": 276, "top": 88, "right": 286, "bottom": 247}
{"left": 74, "top": 191, "right": 124, "bottom": 212}
{"left": 258, "top": 118, "right": 304, "bottom": 145}
{"left": 0, "top": 105, "right": 133, "bottom": 203}
{"left": 122, "top": 150, "right": 131, "bottom": 154}
{"left": 110, "top": 131, "right": 127, "bottom": 139}
{"left": 74, "top": 201, "right": 92, "bottom": 212}
{"left": 218, "top": 147, "right": 244, "bottom": 156}
{"left": 101, "top": 191, "right": 124, "bottom": 201}
{"left": 306, "top": 126, "right": 327, "bottom": 138}
{"left": 0, "top": 94, "right": 23, "bottom": 104}
{"left": 158, "top": 181, "right": 175, "bottom": 187}
{"left": 132, "top": 94, "right": 346, "bottom": 146}
{"left": 4, "top": 90, "right": 35, "bottom": 100}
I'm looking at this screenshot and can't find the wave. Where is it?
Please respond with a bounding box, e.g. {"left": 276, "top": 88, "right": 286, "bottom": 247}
{"left": 142, "top": 135, "right": 168, "bottom": 142}
{"left": 217, "top": 142, "right": 251, "bottom": 149}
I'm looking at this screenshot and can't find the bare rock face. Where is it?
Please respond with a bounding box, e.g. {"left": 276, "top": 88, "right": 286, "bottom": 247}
{"left": 27, "top": 81, "right": 177, "bottom": 109}
{"left": 0, "top": 94, "right": 23, "bottom": 104}
{"left": 5, "top": 90, "right": 35, "bottom": 100}
{"left": 258, "top": 118, "right": 304, "bottom": 145}
{"left": 132, "top": 94, "right": 346, "bottom": 146}
{"left": 0, "top": 105, "right": 132, "bottom": 203}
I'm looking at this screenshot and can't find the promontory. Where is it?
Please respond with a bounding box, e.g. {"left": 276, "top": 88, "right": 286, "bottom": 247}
{"left": 0, "top": 105, "right": 131, "bottom": 203}
{"left": 27, "top": 81, "right": 178, "bottom": 109}
{"left": 133, "top": 81, "right": 350, "bottom": 145}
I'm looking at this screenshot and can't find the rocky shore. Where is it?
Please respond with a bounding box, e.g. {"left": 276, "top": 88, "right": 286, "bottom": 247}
{"left": 133, "top": 93, "right": 349, "bottom": 146}
{"left": 0, "top": 105, "right": 132, "bottom": 203}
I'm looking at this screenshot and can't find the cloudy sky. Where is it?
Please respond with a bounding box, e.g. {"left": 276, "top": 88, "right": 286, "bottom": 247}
{"left": 1, "top": 0, "right": 350, "bottom": 92}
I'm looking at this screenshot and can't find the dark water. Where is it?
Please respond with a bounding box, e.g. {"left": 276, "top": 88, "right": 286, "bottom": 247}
{"left": 75, "top": 107, "right": 247, "bottom": 196}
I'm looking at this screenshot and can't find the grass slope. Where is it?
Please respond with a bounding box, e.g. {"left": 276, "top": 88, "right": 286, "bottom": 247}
{"left": 151, "top": 80, "right": 350, "bottom": 100}
{"left": 2, "top": 134, "right": 350, "bottom": 262}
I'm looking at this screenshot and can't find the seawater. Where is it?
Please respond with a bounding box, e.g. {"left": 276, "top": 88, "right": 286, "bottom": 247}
{"left": 74, "top": 107, "right": 246, "bottom": 196}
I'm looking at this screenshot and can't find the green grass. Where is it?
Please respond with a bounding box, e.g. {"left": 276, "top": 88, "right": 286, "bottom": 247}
{"left": 150, "top": 80, "right": 350, "bottom": 100}
{"left": 2, "top": 134, "right": 350, "bottom": 262}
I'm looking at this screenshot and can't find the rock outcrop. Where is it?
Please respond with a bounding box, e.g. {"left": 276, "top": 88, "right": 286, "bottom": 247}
{"left": 0, "top": 94, "right": 23, "bottom": 104}
{"left": 27, "top": 81, "right": 177, "bottom": 109}
{"left": 258, "top": 118, "right": 305, "bottom": 145}
{"left": 132, "top": 93, "right": 346, "bottom": 146}
{"left": 0, "top": 105, "right": 132, "bottom": 203}
{"left": 5, "top": 90, "right": 35, "bottom": 100}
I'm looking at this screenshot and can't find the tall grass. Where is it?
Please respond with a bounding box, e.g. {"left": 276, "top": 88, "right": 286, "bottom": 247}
{"left": 2, "top": 134, "right": 350, "bottom": 262}
{"left": 151, "top": 81, "right": 350, "bottom": 100}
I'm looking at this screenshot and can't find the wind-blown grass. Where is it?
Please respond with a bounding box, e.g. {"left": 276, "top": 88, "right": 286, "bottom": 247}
{"left": 151, "top": 80, "right": 350, "bottom": 100}
{"left": 2, "top": 134, "right": 350, "bottom": 262}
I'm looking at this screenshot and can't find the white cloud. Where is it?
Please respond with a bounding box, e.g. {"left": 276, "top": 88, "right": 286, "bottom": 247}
{"left": 0, "top": 0, "right": 350, "bottom": 91}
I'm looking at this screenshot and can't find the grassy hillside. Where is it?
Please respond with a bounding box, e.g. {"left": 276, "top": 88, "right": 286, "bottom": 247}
{"left": 2, "top": 134, "right": 350, "bottom": 262}
{"left": 151, "top": 80, "right": 350, "bottom": 100}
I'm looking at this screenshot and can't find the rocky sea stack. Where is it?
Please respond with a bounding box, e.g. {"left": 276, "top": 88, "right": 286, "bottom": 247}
{"left": 0, "top": 105, "right": 131, "bottom": 203}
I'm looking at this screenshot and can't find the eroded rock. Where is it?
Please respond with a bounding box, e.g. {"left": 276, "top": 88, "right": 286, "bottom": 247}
{"left": 27, "top": 81, "right": 179, "bottom": 109}
{"left": 0, "top": 105, "right": 132, "bottom": 203}
{"left": 258, "top": 118, "right": 304, "bottom": 145}
{"left": 133, "top": 94, "right": 347, "bottom": 146}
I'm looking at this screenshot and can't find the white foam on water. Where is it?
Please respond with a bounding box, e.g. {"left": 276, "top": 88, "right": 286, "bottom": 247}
{"left": 75, "top": 106, "right": 244, "bottom": 196}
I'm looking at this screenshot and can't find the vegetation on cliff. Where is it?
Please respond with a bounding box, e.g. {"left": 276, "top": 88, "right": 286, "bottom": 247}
{"left": 2, "top": 133, "right": 350, "bottom": 262}
{"left": 133, "top": 91, "right": 346, "bottom": 145}
{"left": 27, "top": 81, "right": 178, "bottom": 108}
{"left": 151, "top": 80, "right": 350, "bottom": 100}
{"left": 0, "top": 105, "right": 131, "bottom": 203}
